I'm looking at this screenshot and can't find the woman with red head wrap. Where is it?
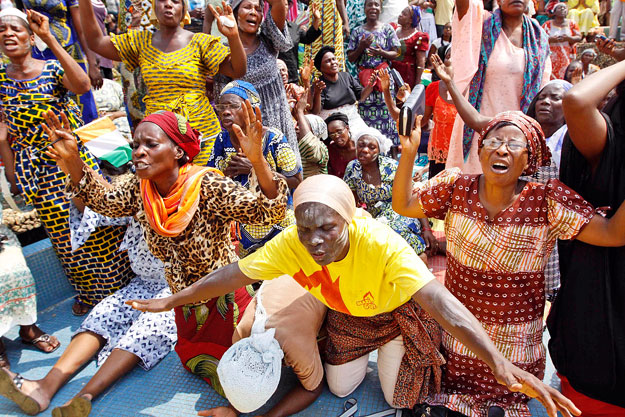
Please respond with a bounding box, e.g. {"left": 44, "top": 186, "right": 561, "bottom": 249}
{"left": 393, "top": 112, "right": 625, "bottom": 417}
{"left": 0, "top": 107, "right": 288, "bottom": 415}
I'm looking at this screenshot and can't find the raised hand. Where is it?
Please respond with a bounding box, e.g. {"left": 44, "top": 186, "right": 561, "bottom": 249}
{"left": 26, "top": 10, "right": 53, "bottom": 44}
{"left": 41, "top": 111, "right": 80, "bottom": 173}
{"left": 596, "top": 36, "right": 616, "bottom": 56}
{"left": 378, "top": 68, "right": 390, "bottom": 91}
{"left": 367, "top": 71, "right": 378, "bottom": 88}
{"left": 397, "top": 114, "right": 422, "bottom": 156}
{"left": 310, "top": 1, "right": 321, "bottom": 29}
{"left": 300, "top": 58, "right": 314, "bottom": 88}
{"left": 125, "top": 297, "right": 172, "bottom": 313}
{"left": 430, "top": 54, "right": 452, "bottom": 84}
{"left": 210, "top": 1, "right": 238, "bottom": 38}
{"left": 313, "top": 78, "right": 326, "bottom": 94}
{"left": 295, "top": 88, "right": 310, "bottom": 113}
{"left": 493, "top": 362, "right": 581, "bottom": 417}
{"left": 231, "top": 100, "right": 264, "bottom": 165}
{"left": 570, "top": 66, "right": 583, "bottom": 85}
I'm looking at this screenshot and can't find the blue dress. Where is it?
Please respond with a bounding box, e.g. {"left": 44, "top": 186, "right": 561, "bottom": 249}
{"left": 208, "top": 128, "right": 301, "bottom": 256}
{"left": 343, "top": 155, "right": 426, "bottom": 254}
{"left": 24, "top": 0, "right": 99, "bottom": 123}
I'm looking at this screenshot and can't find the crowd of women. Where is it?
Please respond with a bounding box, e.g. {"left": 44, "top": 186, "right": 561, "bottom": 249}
{"left": 0, "top": 0, "right": 623, "bottom": 416}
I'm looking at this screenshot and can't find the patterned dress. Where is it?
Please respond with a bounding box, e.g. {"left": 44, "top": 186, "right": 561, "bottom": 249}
{"left": 0, "top": 203, "right": 37, "bottom": 337}
{"left": 74, "top": 216, "right": 177, "bottom": 370}
{"left": 343, "top": 155, "right": 426, "bottom": 255}
{"left": 390, "top": 23, "right": 429, "bottom": 87}
{"left": 111, "top": 31, "right": 229, "bottom": 164}
{"left": 347, "top": 24, "right": 401, "bottom": 144}
{"left": 24, "top": 0, "right": 99, "bottom": 124}
{"left": 0, "top": 61, "right": 133, "bottom": 306}
{"left": 345, "top": 0, "right": 365, "bottom": 77}
{"left": 417, "top": 169, "right": 594, "bottom": 417}
{"left": 208, "top": 128, "right": 300, "bottom": 256}
{"left": 542, "top": 20, "right": 581, "bottom": 80}
{"left": 67, "top": 166, "right": 288, "bottom": 395}
{"left": 214, "top": 13, "right": 300, "bottom": 167}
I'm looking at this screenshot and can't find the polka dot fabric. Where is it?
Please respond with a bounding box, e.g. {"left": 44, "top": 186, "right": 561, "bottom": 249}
{"left": 416, "top": 168, "right": 595, "bottom": 416}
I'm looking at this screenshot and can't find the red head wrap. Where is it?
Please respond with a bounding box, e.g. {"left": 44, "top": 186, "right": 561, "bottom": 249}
{"left": 138, "top": 111, "right": 201, "bottom": 160}
{"left": 478, "top": 111, "right": 551, "bottom": 176}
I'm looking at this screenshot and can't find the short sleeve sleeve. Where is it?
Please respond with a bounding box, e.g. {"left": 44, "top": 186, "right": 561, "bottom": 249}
{"left": 414, "top": 167, "right": 461, "bottom": 220}
{"left": 206, "top": 132, "right": 228, "bottom": 172}
{"left": 416, "top": 32, "right": 430, "bottom": 52}
{"left": 270, "top": 131, "right": 301, "bottom": 177}
{"left": 546, "top": 179, "right": 594, "bottom": 240}
{"left": 197, "top": 34, "right": 230, "bottom": 77}
{"left": 110, "top": 31, "right": 143, "bottom": 71}
{"left": 348, "top": 73, "right": 363, "bottom": 98}
{"left": 425, "top": 81, "right": 440, "bottom": 107}
{"left": 384, "top": 24, "right": 401, "bottom": 50}
{"left": 347, "top": 26, "right": 361, "bottom": 53}
{"left": 238, "top": 228, "right": 296, "bottom": 280}
{"left": 342, "top": 160, "right": 358, "bottom": 192}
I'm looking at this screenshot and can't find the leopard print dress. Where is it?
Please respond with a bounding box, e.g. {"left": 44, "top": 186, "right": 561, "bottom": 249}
{"left": 68, "top": 167, "right": 288, "bottom": 394}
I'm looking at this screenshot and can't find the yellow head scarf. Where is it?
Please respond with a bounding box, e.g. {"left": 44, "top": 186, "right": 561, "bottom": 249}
{"left": 149, "top": 0, "right": 192, "bottom": 28}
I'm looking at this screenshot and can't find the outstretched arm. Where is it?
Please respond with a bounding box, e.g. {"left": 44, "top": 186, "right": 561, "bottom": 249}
{"left": 212, "top": 2, "right": 247, "bottom": 79}
{"left": 562, "top": 54, "right": 625, "bottom": 168}
{"left": 268, "top": 0, "right": 287, "bottom": 31}
{"left": 430, "top": 54, "right": 490, "bottom": 132}
{"left": 26, "top": 10, "right": 91, "bottom": 94}
{"left": 77, "top": 0, "right": 122, "bottom": 61}
{"left": 70, "top": 5, "right": 103, "bottom": 89}
{"left": 576, "top": 203, "right": 625, "bottom": 247}
{"left": 414, "top": 280, "right": 581, "bottom": 417}
{"left": 392, "top": 117, "right": 428, "bottom": 218}
{"left": 128, "top": 262, "right": 257, "bottom": 312}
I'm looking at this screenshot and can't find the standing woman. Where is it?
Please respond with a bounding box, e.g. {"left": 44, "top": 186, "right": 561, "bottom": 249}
{"left": 303, "top": 0, "right": 348, "bottom": 75}
{"left": 347, "top": 0, "right": 401, "bottom": 145}
{"left": 543, "top": 3, "right": 582, "bottom": 80}
{"left": 0, "top": 9, "right": 132, "bottom": 315}
{"left": 445, "top": 0, "right": 551, "bottom": 174}
{"left": 21, "top": 0, "right": 101, "bottom": 124}
{"left": 77, "top": 0, "right": 247, "bottom": 164}
{"left": 390, "top": 5, "right": 429, "bottom": 87}
{"left": 214, "top": 0, "right": 301, "bottom": 166}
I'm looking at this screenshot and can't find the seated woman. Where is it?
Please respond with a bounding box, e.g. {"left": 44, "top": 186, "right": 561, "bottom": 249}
{"left": 392, "top": 109, "right": 625, "bottom": 416}
{"left": 580, "top": 48, "right": 600, "bottom": 76}
{"left": 0, "top": 218, "right": 176, "bottom": 417}
{"left": 567, "top": 0, "right": 599, "bottom": 36}
{"left": 324, "top": 112, "right": 357, "bottom": 179}
{"left": 132, "top": 174, "right": 581, "bottom": 417}
{"left": 208, "top": 81, "right": 302, "bottom": 256}
{"left": 311, "top": 47, "right": 373, "bottom": 138}
{"left": 347, "top": 0, "right": 402, "bottom": 144}
{"left": 0, "top": 201, "right": 60, "bottom": 368}
{"left": 390, "top": 5, "right": 429, "bottom": 87}
{"left": 343, "top": 128, "right": 432, "bottom": 259}
{"left": 0, "top": 109, "right": 288, "bottom": 410}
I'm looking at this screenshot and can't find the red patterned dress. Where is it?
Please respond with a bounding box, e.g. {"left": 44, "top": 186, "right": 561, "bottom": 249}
{"left": 415, "top": 169, "right": 594, "bottom": 417}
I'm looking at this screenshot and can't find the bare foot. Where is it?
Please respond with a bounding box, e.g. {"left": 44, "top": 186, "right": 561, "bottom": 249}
{"left": 0, "top": 368, "right": 51, "bottom": 414}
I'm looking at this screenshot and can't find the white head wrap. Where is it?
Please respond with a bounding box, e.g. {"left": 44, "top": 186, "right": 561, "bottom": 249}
{"left": 0, "top": 8, "right": 49, "bottom": 51}
{"left": 581, "top": 48, "right": 597, "bottom": 58}
{"left": 293, "top": 174, "right": 356, "bottom": 224}
{"left": 354, "top": 127, "right": 392, "bottom": 155}
{"left": 217, "top": 287, "right": 284, "bottom": 413}
{"left": 304, "top": 114, "right": 328, "bottom": 140}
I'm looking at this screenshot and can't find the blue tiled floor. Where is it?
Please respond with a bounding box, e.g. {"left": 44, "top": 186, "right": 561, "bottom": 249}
{"left": 0, "top": 298, "right": 557, "bottom": 417}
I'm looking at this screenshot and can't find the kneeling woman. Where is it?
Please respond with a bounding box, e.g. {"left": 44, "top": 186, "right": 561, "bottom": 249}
{"left": 132, "top": 176, "right": 580, "bottom": 417}
{"left": 27, "top": 109, "right": 287, "bottom": 397}
{"left": 392, "top": 112, "right": 625, "bottom": 416}
{"left": 208, "top": 81, "right": 302, "bottom": 256}
{"left": 343, "top": 128, "right": 432, "bottom": 257}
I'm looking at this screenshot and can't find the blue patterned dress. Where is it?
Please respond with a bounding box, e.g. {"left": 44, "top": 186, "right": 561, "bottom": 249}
{"left": 24, "top": 0, "right": 99, "bottom": 123}
{"left": 347, "top": 24, "right": 401, "bottom": 144}
{"left": 0, "top": 61, "right": 133, "bottom": 306}
{"left": 343, "top": 155, "right": 426, "bottom": 254}
{"left": 208, "top": 128, "right": 301, "bottom": 256}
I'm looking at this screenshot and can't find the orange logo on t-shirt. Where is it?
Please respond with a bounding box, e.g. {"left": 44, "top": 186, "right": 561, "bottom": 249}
{"left": 293, "top": 267, "right": 350, "bottom": 314}
{"left": 356, "top": 291, "right": 377, "bottom": 310}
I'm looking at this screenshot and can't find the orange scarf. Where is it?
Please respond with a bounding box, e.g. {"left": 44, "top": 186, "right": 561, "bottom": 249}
{"left": 141, "top": 164, "right": 223, "bottom": 237}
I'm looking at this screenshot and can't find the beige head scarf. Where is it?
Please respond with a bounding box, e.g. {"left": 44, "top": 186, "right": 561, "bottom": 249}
{"left": 293, "top": 175, "right": 356, "bottom": 224}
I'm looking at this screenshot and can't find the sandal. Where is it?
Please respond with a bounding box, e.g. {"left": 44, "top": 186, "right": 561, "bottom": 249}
{"left": 0, "top": 369, "right": 41, "bottom": 415}
{"left": 21, "top": 334, "right": 60, "bottom": 354}
{"left": 71, "top": 300, "right": 90, "bottom": 317}
{"left": 51, "top": 395, "right": 92, "bottom": 417}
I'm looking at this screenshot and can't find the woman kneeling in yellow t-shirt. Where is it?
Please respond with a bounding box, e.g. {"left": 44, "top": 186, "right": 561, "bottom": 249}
{"left": 129, "top": 175, "right": 580, "bottom": 417}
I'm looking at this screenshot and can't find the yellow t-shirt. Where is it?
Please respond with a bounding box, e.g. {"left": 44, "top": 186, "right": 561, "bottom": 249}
{"left": 238, "top": 217, "right": 434, "bottom": 317}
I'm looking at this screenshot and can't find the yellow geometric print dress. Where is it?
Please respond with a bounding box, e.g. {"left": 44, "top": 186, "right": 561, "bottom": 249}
{"left": 111, "top": 31, "right": 230, "bottom": 164}
{"left": 0, "top": 60, "right": 133, "bottom": 306}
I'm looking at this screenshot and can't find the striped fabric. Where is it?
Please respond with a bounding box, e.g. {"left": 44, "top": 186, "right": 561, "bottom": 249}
{"left": 416, "top": 168, "right": 594, "bottom": 417}
{"left": 298, "top": 131, "right": 329, "bottom": 178}
{"left": 111, "top": 31, "right": 229, "bottom": 162}
{"left": 305, "top": 0, "right": 345, "bottom": 75}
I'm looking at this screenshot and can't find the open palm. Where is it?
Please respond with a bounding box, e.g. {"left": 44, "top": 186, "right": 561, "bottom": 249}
{"left": 232, "top": 100, "right": 264, "bottom": 164}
